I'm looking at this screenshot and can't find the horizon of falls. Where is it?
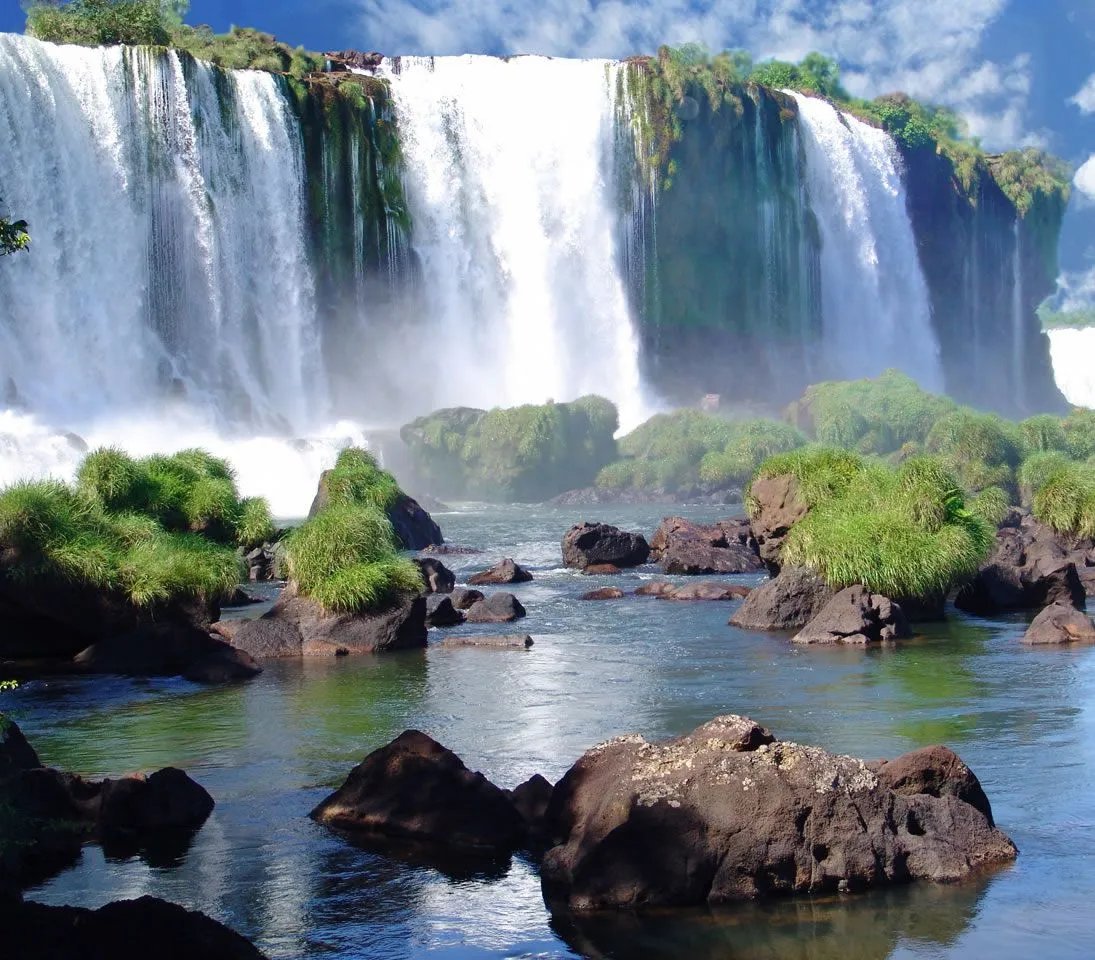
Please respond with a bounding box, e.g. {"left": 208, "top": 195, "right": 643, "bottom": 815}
{"left": 791, "top": 93, "right": 944, "bottom": 392}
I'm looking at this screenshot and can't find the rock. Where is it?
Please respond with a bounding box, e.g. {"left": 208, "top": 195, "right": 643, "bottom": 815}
{"left": 956, "top": 517, "right": 1086, "bottom": 615}
{"left": 791, "top": 586, "right": 912, "bottom": 645}
{"left": 450, "top": 587, "right": 485, "bottom": 610}
{"left": 661, "top": 581, "right": 752, "bottom": 602}
{"left": 0, "top": 719, "right": 41, "bottom": 778}
{"left": 227, "top": 586, "right": 427, "bottom": 658}
{"left": 93, "top": 768, "right": 215, "bottom": 839}
{"left": 582, "top": 563, "right": 620, "bottom": 575}
{"left": 634, "top": 581, "right": 678, "bottom": 597}
{"left": 468, "top": 558, "right": 533, "bottom": 586}
{"left": 650, "top": 516, "right": 763, "bottom": 575}
{"left": 414, "top": 556, "right": 456, "bottom": 594}
{"left": 436, "top": 634, "right": 534, "bottom": 648}
{"left": 0, "top": 896, "right": 267, "bottom": 959}
{"left": 225, "top": 586, "right": 263, "bottom": 606}
{"left": 728, "top": 567, "right": 835, "bottom": 631}
{"left": 421, "top": 544, "right": 482, "bottom": 556}
{"left": 310, "top": 730, "right": 527, "bottom": 853}
{"left": 425, "top": 595, "right": 465, "bottom": 627}
{"left": 540, "top": 715, "right": 1016, "bottom": 910}
{"left": 874, "top": 746, "right": 995, "bottom": 825}
{"left": 508, "top": 774, "right": 554, "bottom": 838}
{"left": 580, "top": 587, "right": 625, "bottom": 600}
{"left": 747, "top": 474, "right": 809, "bottom": 570}
{"left": 464, "top": 593, "right": 527, "bottom": 623}
{"left": 1021, "top": 602, "right": 1095, "bottom": 645}
{"left": 562, "top": 522, "right": 650, "bottom": 570}
{"left": 309, "top": 470, "right": 442, "bottom": 549}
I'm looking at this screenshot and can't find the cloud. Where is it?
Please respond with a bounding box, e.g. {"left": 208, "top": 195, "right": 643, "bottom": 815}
{"left": 1076, "top": 155, "right": 1095, "bottom": 201}
{"left": 1071, "top": 73, "right": 1095, "bottom": 113}
{"left": 359, "top": 0, "right": 1028, "bottom": 147}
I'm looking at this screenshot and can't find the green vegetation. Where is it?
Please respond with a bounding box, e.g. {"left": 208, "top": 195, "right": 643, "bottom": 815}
{"left": 401, "top": 397, "right": 619, "bottom": 502}
{"left": 925, "top": 408, "right": 1025, "bottom": 493}
{"left": 1038, "top": 304, "right": 1095, "bottom": 331}
{"left": 750, "top": 449, "right": 994, "bottom": 601}
{"left": 286, "top": 447, "right": 422, "bottom": 614}
{"left": 1031, "top": 460, "right": 1095, "bottom": 539}
{"left": 0, "top": 198, "right": 29, "bottom": 257}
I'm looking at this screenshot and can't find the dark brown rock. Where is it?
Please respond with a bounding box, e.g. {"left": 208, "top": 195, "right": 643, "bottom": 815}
{"left": 425, "top": 595, "right": 465, "bottom": 627}
{"left": 747, "top": 474, "right": 808, "bottom": 570}
{"left": 310, "top": 730, "right": 526, "bottom": 852}
{"left": 650, "top": 516, "right": 763, "bottom": 575}
{"left": 661, "top": 581, "right": 752, "bottom": 602}
{"left": 729, "top": 567, "right": 835, "bottom": 631}
{"left": 450, "top": 588, "right": 485, "bottom": 610}
{"left": 436, "top": 634, "right": 534, "bottom": 648}
{"left": 541, "top": 715, "right": 1016, "bottom": 911}
{"left": 1021, "top": 602, "right": 1095, "bottom": 645}
{"left": 0, "top": 719, "right": 41, "bottom": 777}
{"left": 875, "top": 745, "right": 995, "bottom": 826}
{"left": 562, "top": 522, "right": 650, "bottom": 570}
{"left": 792, "top": 586, "right": 912, "bottom": 645}
{"left": 508, "top": 774, "right": 554, "bottom": 838}
{"left": 468, "top": 558, "right": 533, "bottom": 586}
{"left": 95, "top": 768, "right": 215, "bottom": 838}
{"left": 414, "top": 557, "right": 455, "bottom": 594}
{"left": 583, "top": 563, "right": 620, "bottom": 575}
{"left": 580, "top": 587, "right": 625, "bottom": 600}
{"left": 464, "top": 593, "right": 526, "bottom": 623}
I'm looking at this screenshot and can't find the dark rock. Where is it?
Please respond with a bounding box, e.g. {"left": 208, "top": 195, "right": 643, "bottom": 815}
{"left": 436, "top": 634, "right": 534, "bottom": 648}
{"left": 309, "top": 470, "right": 442, "bottom": 549}
{"left": 425, "top": 595, "right": 465, "bottom": 627}
{"left": 650, "top": 516, "right": 763, "bottom": 575}
{"left": 580, "top": 587, "right": 625, "bottom": 600}
{"left": 728, "top": 567, "right": 835, "bottom": 631}
{"left": 468, "top": 558, "right": 533, "bottom": 586}
{"left": 1021, "top": 602, "right": 1095, "bottom": 645}
{"left": 562, "top": 522, "right": 650, "bottom": 570}
{"left": 464, "top": 593, "right": 526, "bottom": 623}
{"left": 661, "top": 581, "right": 752, "bottom": 602}
{"left": 956, "top": 517, "right": 1086, "bottom": 614}
{"left": 0, "top": 896, "right": 267, "bottom": 959}
{"left": 95, "top": 768, "right": 215, "bottom": 838}
{"left": 0, "top": 719, "right": 41, "bottom": 777}
{"left": 450, "top": 587, "right": 485, "bottom": 610}
{"left": 0, "top": 766, "right": 83, "bottom": 889}
{"left": 414, "top": 556, "right": 456, "bottom": 594}
{"left": 582, "top": 563, "right": 620, "bottom": 575}
{"left": 225, "top": 586, "right": 263, "bottom": 606}
{"left": 792, "top": 586, "right": 912, "bottom": 645}
{"left": 747, "top": 474, "right": 808, "bottom": 570}
{"left": 875, "top": 745, "right": 995, "bottom": 826}
{"left": 508, "top": 774, "right": 554, "bottom": 838}
{"left": 540, "top": 715, "right": 1016, "bottom": 910}
{"left": 310, "top": 730, "right": 526, "bottom": 853}
{"left": 327, "top": 49, "right": 385, "bottom": 71}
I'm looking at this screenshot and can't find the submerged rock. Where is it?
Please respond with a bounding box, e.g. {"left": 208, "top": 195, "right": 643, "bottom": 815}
{"left": 650, "top": 516, "right": 763, "bottom": 575}
{"left": 468, "top": 558, "right": 533, "bottom": 586}
{"left": 582, "top": 563, "right": 620, "bottom": 575}
{"left": 728, "top": 567, "right": 835, "bottom": 631}
{"left": 660, "top": 581, "right": 752, "bottom": 602}
{"left": 792, "top": 586, "right": 912, "bottom": 645}
{"left": 580, "top": 587, "right": 625, "bottom": 601}
{"left": 1021, "top": 602, "right": 1095, "bottom": 645}
{"left": 541, "top": 715, "right": 1016, "bottom": 910}
{"left": 562, "top": 522, "right": 650, "bottom": 570}
{"left": 436, "top": 634, "right": 533, "bottom": 649}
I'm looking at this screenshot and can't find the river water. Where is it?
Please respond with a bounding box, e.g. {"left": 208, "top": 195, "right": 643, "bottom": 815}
{"left": 12, "top": 503, "right": 1095, "bottom": 959}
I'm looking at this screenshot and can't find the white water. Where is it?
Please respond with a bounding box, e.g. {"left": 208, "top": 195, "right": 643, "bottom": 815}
{"left": 791, "top": 93, "right": 943, "bottom": 390}
{"left": 1049, "top": 329, "right": 1095, "bottom": 408}
{"left": 1011, "top": 218, "right": 1026, "bottom": 409}
{"left": 380, "top": 55, "right": 650, "bottom": 431}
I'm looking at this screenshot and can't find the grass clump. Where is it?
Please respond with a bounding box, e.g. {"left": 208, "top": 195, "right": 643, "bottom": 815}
{"left": 323, "top": 447, "right": 403, "bottom": 513}
{"left": 1019, "top": 414, "right": 1068, "bottom": 454}
{"left": 746, "top": 446, "right": 865, "bottom": 512}
{"left": 1018, "top": 450, "right": 1073, "bottom": 501}
{"left": 924, "top": 408, "right": 1025, "bottom": 494}
{"left": 1031, "top": 461, "right": 1095, "bottom": 538}
{"left": 1062, "top": 409, "right": 1095, "bottom": 460}
{"left": 697, "top": 420, "right": 806, "bottom": 487}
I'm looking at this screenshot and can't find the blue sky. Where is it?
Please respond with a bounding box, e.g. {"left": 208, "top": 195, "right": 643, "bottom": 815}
{"left": 3, "top": 0, "right": 1093, "bottom": 300}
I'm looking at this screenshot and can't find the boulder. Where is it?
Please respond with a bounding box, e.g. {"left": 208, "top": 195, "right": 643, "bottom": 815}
{"left": 464, "top": 593, "right": 527, "bottom": 623}
{"left": 425, "top": 595, "right": 465, "bottom": 627}
{"left": 791, "top": 586, "right": 912, "bottom": 645}
{"left": 956, "top": 517, "right": 1086, "bottom": 615}
{"left": 310, "top": 730, "right": 527, "bottom": 853}
{"left": 580, "top": 587, "right": 625, "bottom": 600}
{"left": 728, "top": 567, "right": 835, "bottom": 631}
{"left": 227, "top": 586, "right": 427, "bottom": 658}
{"left": 450, "top": 588, "right": 485, "bottom": 610}
{"left": 650, "top": 517, "right": 763, "bottom": 575}
{"left": 562, "top": 523, "right": 650, "bottom": 570}
{"left": 0, "top": 896, "right": 267, "bottom": 959}
{"left": 583, "top": 564, "right": 620, "bottom": 575}
{"left": 310, "top": 470, "right": 442, "bottom": 549}
{"left": 87, "top": 768, "right": 215, "bottom": 839}
{"left": 661, "top": 582, "right": 752, "bottom": 602}
{"left": 874, "top": 746, "right": 995, "bottom": 825}
{"left": 634, "top": 581, "right": 678, "bottom": 597}
{"left": 1021, "top": 602, "right": 1095, "bottom": 645}
{"left": 414, "top": 557, "right": 455, "bottom": 594}
{"left": 747, "top": 474, "right": 808, "bottom": 570}
{"left": 468, "top": 558, "right": 533, "bottom": 586}
{"left": 0, "top": 719, "right": 41, "bottom": 778}
{"left": 436, "top": 634, "right": 534, "bottom": 649}
{"left": 540, "top": 715, "right": 1016, "bottom": 910}
{"left": 508, "top": 774, "right": 554, "bottom": 839}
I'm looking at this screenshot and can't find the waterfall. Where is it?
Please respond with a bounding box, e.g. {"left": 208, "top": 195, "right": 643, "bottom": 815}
{"left": 379, "top": 55, "right": 650, "bottom": 431}
{"left": 1011, "top": 218, "right": 1026, "bottom": 409}
{"left": 790, "top": 93, "right": 943, "bottom": 391}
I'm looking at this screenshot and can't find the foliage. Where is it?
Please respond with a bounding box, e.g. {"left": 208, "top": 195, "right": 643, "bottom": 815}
{"left": 1031, "top": 461, "right": 1095, "bottom": 539}
{"left": 969, "top": 486, "right": 1010, "bottom": 527}
{"left": 401, "top": 397, "right": 619, "bottom": 502}
{"left": 987, "top": 149, "right": 1072, "bottom": 218}
{"left": 747, "top": 51, "right": 848, "bottom": 99}
{"left": 924, "top": 408, "right": 1025, "bottom": 493}
{"left": 1018, "top": 450, "right": 1073, "bottom": 498}
{"left": 1037, "top": 304, "right": 1095, "bottom": 331}
{"left": 1, "top": 197, "right": 29, "bottom": 257}
{"left": 25, "top": 0, "right": 186, "bottom": 46}
{"left": 169, "top": 24, "right": 325, "bottom": 77}
{"left": 1062, "top": 409, "right": 1095, "bottom": 460}
{"left": 1019, "top": 414, "right": 1068, "bottom": 454}
{"left": 746, "top": 445, "right": 865, "bottom": 512}
{"left": 697, "top": 420, "right": 806, "bottom": 487}
{"left": 323, "top": 447, "right": 402, "bottom": 513}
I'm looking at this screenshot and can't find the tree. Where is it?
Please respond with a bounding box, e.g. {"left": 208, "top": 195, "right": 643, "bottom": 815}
{"left": 24, "top": 0, "right": 189, "bottom": 47}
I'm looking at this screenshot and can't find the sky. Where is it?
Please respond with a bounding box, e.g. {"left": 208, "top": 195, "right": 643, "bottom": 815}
{"left": 2, "top": 0, "right": 1093, "bottom": 302}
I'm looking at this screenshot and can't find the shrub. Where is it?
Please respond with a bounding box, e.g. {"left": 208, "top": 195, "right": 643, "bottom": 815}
{"left": 25, "top": 0, "right": 184, "bottom": 46}
{"left": 924, "top": 408, "right": 1025, "bottom": 493}
{"left": 746, "top": 446, "right": 865, "bottom": 512}
{"left": 324, "top": 447, "right": 402, "bottom": 513}
{"left": 1019, "top": 414, "right": 1067, "bottom": 454}
{"left": 1031, "top": 461, "right": 1095, "bottom": 539}
{"left": 698, "top": 419, "right": 805, "bottom": 487}
{"left": 1018, "top": 450, "right": 1073, "bottom": 498}
{"left": 1062, "top": 409, "right": 1095, "bottom": 460}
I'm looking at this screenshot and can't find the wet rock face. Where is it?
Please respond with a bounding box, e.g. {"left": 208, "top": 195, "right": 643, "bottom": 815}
{"left": 729, "top": 567, "right": 835, "bottom": 631}
{"left": 562, "top": 523, "right": 650, "bottom": 570}
{"left": 541, "top": 715, "right": 1016, "bottom": 911}
{"left": 1022, "top": 602, "right": 1095, "bottom": 645}
{"left": 792, "top": 586, "right": 912, "bottom": 645}
{"left": 650, "top": 516, "right": 763, "bottom": 575}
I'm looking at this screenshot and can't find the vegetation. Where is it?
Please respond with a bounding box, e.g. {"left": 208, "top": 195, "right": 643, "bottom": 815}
{"left": 401, "top": 397, "right": 619, "bottom": 502}
{"left": 924, "top": 408, "right": 1025, "bottom": 494}
{"left": 0, "top": 199, "right": 29, "bottom": 257}
{"left": 1031, "top": 460, "right": 1095, "bottom": 539}
{"left": 285, "top": 447, "right": 422, "bottom": 614}
{"left": 1038, "top": 304, "right": 1095, "bottom": 331}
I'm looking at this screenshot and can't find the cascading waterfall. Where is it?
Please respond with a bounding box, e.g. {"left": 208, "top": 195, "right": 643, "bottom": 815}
{"left": 1011, "top": 218, "right": 1026, "bottom": 409}
{"left": 379, "top": 55, "right": 650, "bottom": 431}
{"left": 791, "top": 93, "right": 944, "bottom": 391}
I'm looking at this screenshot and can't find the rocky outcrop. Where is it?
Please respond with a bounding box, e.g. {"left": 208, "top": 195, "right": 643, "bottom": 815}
{"left": 1, "top": 896, "right": 267, "bottom": 959}
{"left": 218, "top": 585, "right": 426, "bottom": 658}
{"left": 540, "top": 715, "right": 1016, "bottom": 910}
{"left": 436, "top": 634, "right": 534, "bottom": 649}
{"left": 873, "top": 745, "right": 995, "bottom": 825}
{"left": 747, "top": 475, "right": 808, "bottom": 570}
{"left": 1022, "top": 602, "right": 1095, "bottom": 645}
{"left": 310, "top": 730, "right": 527, "bottom": 853}
{"left": 792, "top": 586, "right": 912, "bottom": 645}
{"left": 562, "top": 523, "right": 650, "bottom": 570}
{"left": 309, "top": 471, "right": 442, "bottom": 549}
{"left": 728, "top": 567, "right": 835, "bottom": 631}
{"left": 464, "top": 593, "right": 526, "bottom": 623}
{"left": 414, "top": 557, "right": 455, "bottom": 594}
{"left": 468, "top": 559, "right": 533, "bottom": 586}
{"left": 425, "top": 595, "right": 465, "bottom": 627}
{"left": 650, "top": 517, "right": 763, "bottom": 575}
{"left": 955, "top": 517, "right": 1086, "bottom": 615}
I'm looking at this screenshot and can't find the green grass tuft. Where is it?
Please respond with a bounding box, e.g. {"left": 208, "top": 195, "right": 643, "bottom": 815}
{"left": 1031, "top": 461, "right": 1095, "bottom": 538}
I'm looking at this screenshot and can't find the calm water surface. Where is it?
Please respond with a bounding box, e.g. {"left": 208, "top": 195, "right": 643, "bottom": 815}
{"left": 13, "top": 504, "right": 1095, "bottom": 959}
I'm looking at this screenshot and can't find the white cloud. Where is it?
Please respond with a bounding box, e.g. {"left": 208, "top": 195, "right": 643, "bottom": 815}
{"left": 358, "top": 0, "right": 1029, "bottom": 147}
{"left": 1075, "top": 155, "right": 1095, "bottom": 200}
{"left": 1071, "top": 73, "right": 1095, "bottom": 113}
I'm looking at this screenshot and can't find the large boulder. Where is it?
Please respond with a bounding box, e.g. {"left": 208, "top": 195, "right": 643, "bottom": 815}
{"left": 728, "top": 567, "right": 835, "bottom": 631}
{"left": 464, "top": 593, "right": 526, "bottom": 623}
{"left": 413, "top": 557, "right": 455, "bottom": 594}
{"left": 92, "top": 768, "right": 215, "bottom": 839}
{"left": 425, "top": 595, "right": 465, "bottom": 627}
{"left": 1021, "top": 602, "right": 1095, "bottom": 645}
{"left": 468, "top": 558, "right": 533, "bottom": 586}
{"left": 747, "top": 474, "right": 808, "bottom": 571}
{"left": 562, "top": 523, "right": 650, "bottom": 570}
{"left": 540, "top": 715, "right": 1016, "bottom": 910}
{"left": 792, "top": 586, "right": 912, "bottom": 645}
{"left": 1, "top": 896, "right": 267, "bottom": 959}
{"left": 650, "top": 517, "right": 763, "bottom": 575}
{"left": 956, "top": 516, "right": 1086, "bottom": 615}
{"left": 873, "top": 746, "right": 995, "bottom": 825}
{"left": 309, "top": 471, "right": 442, "bottom": 549}
{"left": 450, "top": 588, "right": 485, "bottom": 610}
{"left": 310, "top": 730, "right": 527, "bottom": 853}
{"left": 224, "top": 586, "right": 427, "bottom": 658}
